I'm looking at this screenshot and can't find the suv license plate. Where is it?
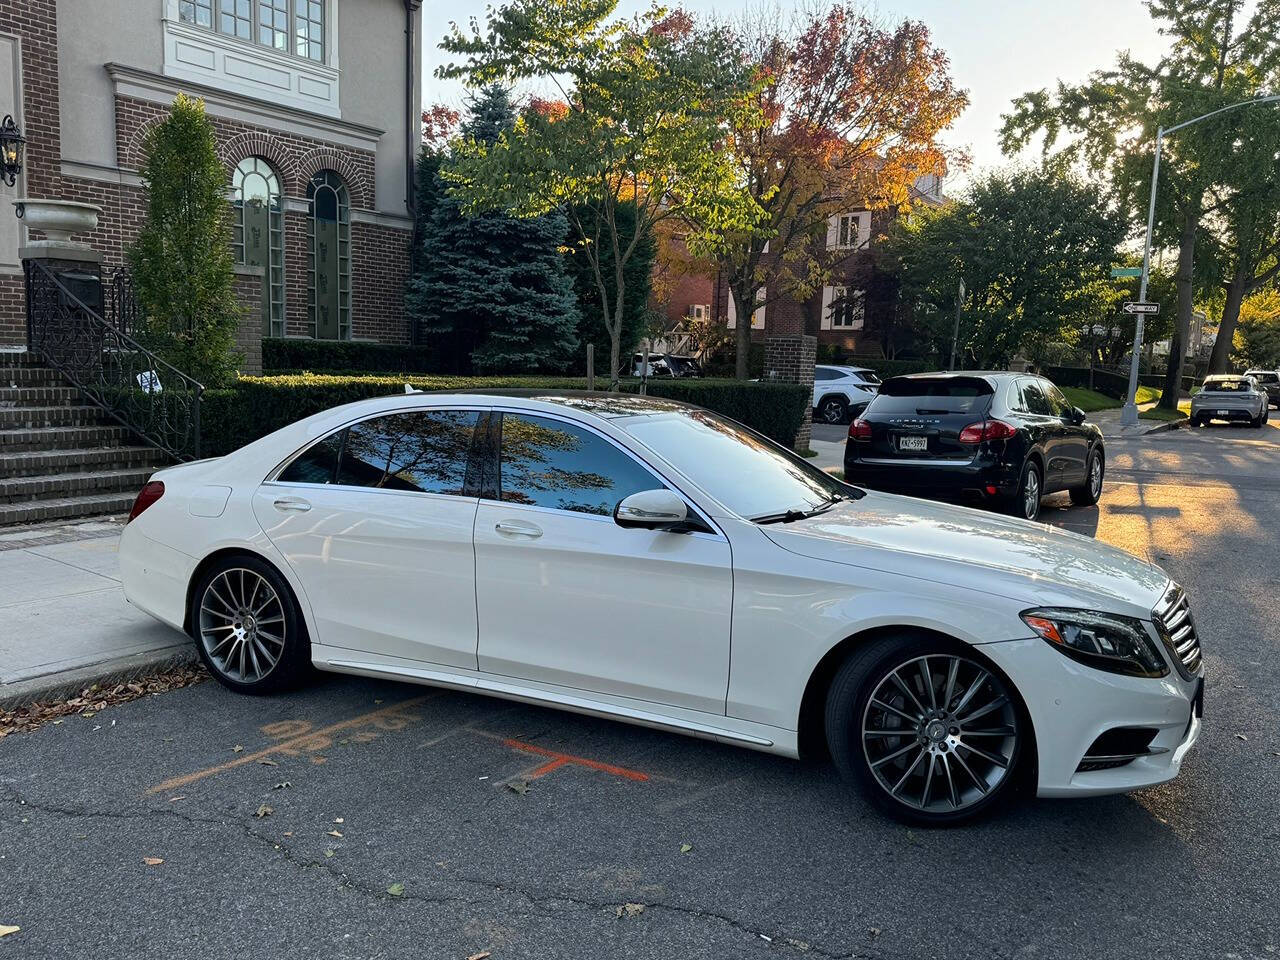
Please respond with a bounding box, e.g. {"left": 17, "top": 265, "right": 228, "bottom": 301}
{"left": 1218, "top": 409, "right": 1231, "bottom": 416}
{"left": 898, "top": 435, "right": 928, "bottom": 452}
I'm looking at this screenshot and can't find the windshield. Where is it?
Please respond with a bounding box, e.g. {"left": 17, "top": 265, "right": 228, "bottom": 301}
{"left": 619, "top": 409, "right": 850, "bottom": 520}
{"left": 870, "top": 376, "right": 994, "bottom": 415}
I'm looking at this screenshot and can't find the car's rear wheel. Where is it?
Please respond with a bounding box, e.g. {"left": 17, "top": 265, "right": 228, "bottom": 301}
{"left": 1069, "top": 446, "right": 1104, "bottom": 506}
{"left": 1005, "top": 459, "right": 1042, "bottom": 521}
{"left": 191, "top": 555, "right": 310, "bottom": 694}
{"left": 825, "top": 634, "right": 1027, "bottom": 825}
{"left": 817, "top": 396, "right": 849, "bottom": 425}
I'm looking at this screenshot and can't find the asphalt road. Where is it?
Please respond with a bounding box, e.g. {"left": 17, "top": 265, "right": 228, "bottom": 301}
{"left": 3, "top": 421, "right": 1279, "bottom": 960}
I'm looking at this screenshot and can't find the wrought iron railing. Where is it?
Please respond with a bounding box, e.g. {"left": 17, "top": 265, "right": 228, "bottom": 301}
{"left": 104, "top": 266, "right": 141, "bottom": 340}
{"left": 24, "top": 259, "right": 204, "bottom": 460}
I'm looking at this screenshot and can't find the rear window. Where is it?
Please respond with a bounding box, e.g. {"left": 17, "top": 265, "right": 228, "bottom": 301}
{"left": 1248, "top": 372, "right": 1278, "bottom": 383}
{"left": 1203, "top": 379, "right": 1251, "bottom": 392}
{"left": 870, "top": 376, "right": 994, "bottom": 415}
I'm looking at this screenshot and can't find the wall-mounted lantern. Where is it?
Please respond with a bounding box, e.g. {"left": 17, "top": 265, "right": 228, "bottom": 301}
{"left": 0, "top": 115, "right": 25, "bottom": 187}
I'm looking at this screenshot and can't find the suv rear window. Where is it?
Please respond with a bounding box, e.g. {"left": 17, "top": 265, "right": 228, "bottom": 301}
{"left": 871, "top": 376, "right": 994, "bottom": 415}
{"left": 1203, "top": 379, "right": 1251, "bottom": 392}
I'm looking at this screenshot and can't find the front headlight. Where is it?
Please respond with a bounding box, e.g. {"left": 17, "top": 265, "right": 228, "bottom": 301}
{"left": 1021, "top": 608, "right": 1169, "bottom": 678}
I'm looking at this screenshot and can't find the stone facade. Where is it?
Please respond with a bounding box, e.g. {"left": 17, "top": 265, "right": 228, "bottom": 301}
{"left": 0, "top": 0, "right": 419, "bottom": 353}
{"left": 764, "top": 334, "right": 817, "bottom": 453}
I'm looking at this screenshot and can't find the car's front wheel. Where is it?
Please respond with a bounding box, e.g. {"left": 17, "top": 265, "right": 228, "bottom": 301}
{"left": 825, "top": 634, "right": 1027, "bottom": 825}
{"left": 817, "top": 396, "right": 849, "bottom": 424}
{"left": 190, "top": 554, "right": 310, "bottom": 694}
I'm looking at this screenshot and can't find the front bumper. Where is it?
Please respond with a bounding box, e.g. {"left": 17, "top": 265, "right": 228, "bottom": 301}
{"left": 979, "top": 637, "right": 1202, "bottom": 797}
{"left": 844, "top": 451, "right": 1019, "bottom": 502}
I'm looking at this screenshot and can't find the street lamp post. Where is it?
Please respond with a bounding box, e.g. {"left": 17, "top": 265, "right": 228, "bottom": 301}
{"left": 1120, "top": 94, "right": 1280, "bottom": 427}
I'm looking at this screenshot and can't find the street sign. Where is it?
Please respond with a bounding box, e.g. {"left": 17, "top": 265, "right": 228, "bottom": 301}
{"left": 1123, "top": 302, "right": 1159, "bottom": 315}
{"left": 1111, "top": 267, "right": 1143, "bottom": 278}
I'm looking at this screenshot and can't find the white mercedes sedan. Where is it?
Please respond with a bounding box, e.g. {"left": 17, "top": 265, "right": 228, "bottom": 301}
{"left": 119, "top": 392, "right": 1203, "bottom": 824}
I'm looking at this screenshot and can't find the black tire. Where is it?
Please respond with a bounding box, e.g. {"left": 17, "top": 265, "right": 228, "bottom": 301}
{"left": 1004, "top": 459, "right": 1042, "bottom": 522}
{"left": 189, "top": 554, "right": 311, "bottom": 695}
{"left": 824, "top": 632, "right": 1029, "bottom": 825}
{"left": 817, "top": 395, "right": 849, "bottom": 425}
{"left": 1190, "top": 416, "right": 1204, "bottom": 428}
{"left": 1069, "top": 446, "right": 1104, "bottom": 506}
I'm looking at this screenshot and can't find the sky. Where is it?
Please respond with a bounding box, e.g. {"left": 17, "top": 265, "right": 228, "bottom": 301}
{"left": 421, "top": 0, "right": 1173, "bottom": 186}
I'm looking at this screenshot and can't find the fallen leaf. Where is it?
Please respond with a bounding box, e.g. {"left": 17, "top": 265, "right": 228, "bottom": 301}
{"left": 81, "top": 712, "right": 95, "bottom": 718}
{"left": 233, "top": 745, "right": 244, "bottom": 753}
{"left": 143, "top": 857, "right": 164, "bottom": 866}
{"left": 0, "top": 925, "right": 18, "bottom": 939}
{"left": 324, "top": 849, "right": 335, "bottom": 858}
{"left": 273, "top": 782, "right": 292, "bottom": 790}
{"left": 1236, "top": 734, "right": 1248, "bottom": 741}
{"left": 168, "top": 796, "right": 186, "bottom": 802}
{"left": 311, "top": 756, "right": 327, "bottom": 765}
{"left": 505, "top": 779, "right": 530, "bottom": 795}
{"left": 258, "top": 759, "right": 278, "bottom": 767}
{"left": 254, "top": 805, "right": 273, "bottom": 818}
{"left": 334, "top": 817, "right": 344, "bottom": 824}
{"left": 327, "top": 830, "right": 343, "bottom": 838}
{"left": 868, "top": 927, "right": 881, "bottom": 937}
{"left": 785, "top": 939, "right": 810, "bottom": 951}
{"left": 680, "top": 843, "right": 693, "bottom": 854}
{"left": 387, "top": 882, "right": 405, "bottom": 897}
{"left": 467, "top": 952, "right": 491, "bottom": 960}
{"left": 615, "top": 903, "right": 645, "bottom": 919}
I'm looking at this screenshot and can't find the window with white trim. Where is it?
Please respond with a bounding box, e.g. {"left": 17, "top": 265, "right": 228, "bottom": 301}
{"left": 180, "top": 0, "right": 326, "bottom": 62}
{"left": 821, "top": 285, "right": 864, "bottom": 330}
{"left": 827, "top": 212, "right": 871, "bottom": 250}
{"left": 726, "top": 288, "right": 766, "bottom": 329}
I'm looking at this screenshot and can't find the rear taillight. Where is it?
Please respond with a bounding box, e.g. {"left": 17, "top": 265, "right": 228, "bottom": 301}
{"left": 849, "top": 418, "right": 872, "bottom": 441}
{"left": 958, "top": 419, "right": 1017, "bottom": 444}
{"left": 127, "top": 481, "right": 164, "bottom": 522}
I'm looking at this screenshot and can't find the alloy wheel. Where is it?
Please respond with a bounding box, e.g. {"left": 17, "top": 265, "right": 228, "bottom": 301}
{"left": 820, "top": 399, "right": 846, "bottom": 424}
{"left": 1023, "top": 469, "right": 1040, "bottom": 520}
{"left": 1089, "top": 455, "right": 1103, "bottom": 499}
{"left": 198, "top": 568, "right": 287, "bottom": 684}
{"left": 861, "top": 655, "right": 1020, "bottom": 814}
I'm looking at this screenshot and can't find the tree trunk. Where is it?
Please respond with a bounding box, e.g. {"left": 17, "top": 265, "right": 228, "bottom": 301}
{"left": 609, "top": 323, "right": 621, "bottom": 391}
{"left": 1159, "top": 207, "right": 1198, "bottom": 411}
{"left": 732, "top": 286, "right": 752, "bottom": 379}
{"left": 1209, "top": 262, "right": 1250, "bottom": 375}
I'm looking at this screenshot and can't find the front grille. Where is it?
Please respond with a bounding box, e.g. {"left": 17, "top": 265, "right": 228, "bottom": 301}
{"left": 1153, "top": 583, "right": 1202, "bottom": 678}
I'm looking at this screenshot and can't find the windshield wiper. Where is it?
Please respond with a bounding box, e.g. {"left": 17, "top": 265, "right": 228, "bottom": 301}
{"left": 754, "top": 494, "right": 847, "bottom": 525}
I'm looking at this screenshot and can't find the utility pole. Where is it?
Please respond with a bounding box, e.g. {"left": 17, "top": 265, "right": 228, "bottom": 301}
{"left": 949, "top": 278, "right": 965, "bottom": 371}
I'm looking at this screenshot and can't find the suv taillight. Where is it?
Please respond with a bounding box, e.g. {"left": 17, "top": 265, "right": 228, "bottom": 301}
{"left": 959, "top": 419, "right": 1017, "bottom": 444}
{"left": 127, "top": 481, "right": 164, "bottom": 523}
{"left": 848, "top": 418, "right": 872, "bottom": 441}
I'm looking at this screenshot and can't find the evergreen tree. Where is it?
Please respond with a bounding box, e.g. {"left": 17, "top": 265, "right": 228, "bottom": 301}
{"left": 127, "top": 93, "right": 241, "bottom": 387}
{"left": 406, "top": 86, "right": 579, "bottom": 373}
{"left": 565, "top": 201, "right": 656, "bottom": 374}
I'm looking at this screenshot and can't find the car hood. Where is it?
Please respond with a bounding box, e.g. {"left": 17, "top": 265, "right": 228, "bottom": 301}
{"left": 761, "top": 491, "right": 1169, "bottom": 617}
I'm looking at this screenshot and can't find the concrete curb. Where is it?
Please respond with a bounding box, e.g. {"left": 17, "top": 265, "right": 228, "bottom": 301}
{"left": 0, "top": 643, "right": 198, "bottom": 711}
{"left": 1141, "top": 417, "right": 1188, "bottom": 435}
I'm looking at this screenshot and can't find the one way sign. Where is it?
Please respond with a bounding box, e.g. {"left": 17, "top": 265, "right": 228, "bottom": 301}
{"left": 1123, "top": 302, "right": 1159, "bottom": 315}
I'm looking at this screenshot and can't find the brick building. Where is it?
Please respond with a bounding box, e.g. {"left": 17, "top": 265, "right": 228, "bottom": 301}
{"left": 0, "top": 0, "right": 423, "bottom": 355}
{"left": 656, "top": 174, "right": 946, "bottom": 359}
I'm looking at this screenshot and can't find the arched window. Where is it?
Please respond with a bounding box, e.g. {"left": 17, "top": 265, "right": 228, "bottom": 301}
{"left": 232, "top": 157, "right": 284, "bottom": 337}
{"left": 306, "top": 170, "right": 350, "bottom": 340}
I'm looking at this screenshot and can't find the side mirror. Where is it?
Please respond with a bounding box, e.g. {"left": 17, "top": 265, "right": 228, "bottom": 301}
{"left": 1070, "top": 406, "right": 1087, "bottom": 425}
{"left": 614, "top": 489, "right": 689, "bottom": 531}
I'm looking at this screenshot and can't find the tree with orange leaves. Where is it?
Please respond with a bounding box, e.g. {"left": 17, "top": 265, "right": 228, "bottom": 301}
{"left": 719, "top": 5, "right": 967, "bottom": 377}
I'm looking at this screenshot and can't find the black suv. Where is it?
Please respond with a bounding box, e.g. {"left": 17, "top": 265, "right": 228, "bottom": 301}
{"left": 844, "top": 372, "right": 1105, "bottom": 521}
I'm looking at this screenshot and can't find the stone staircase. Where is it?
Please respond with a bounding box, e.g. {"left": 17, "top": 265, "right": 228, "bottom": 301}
{"left": 0, "top": 351, "right": 168, "bottom": 526}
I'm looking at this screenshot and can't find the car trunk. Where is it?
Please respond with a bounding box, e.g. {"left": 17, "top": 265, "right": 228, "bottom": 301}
{"left": 859, "top": 376, "right": 995, "bottom": 460}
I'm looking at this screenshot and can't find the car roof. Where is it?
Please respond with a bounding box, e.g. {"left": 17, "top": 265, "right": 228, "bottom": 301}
{"left": 885, "top": 370, "right": 1015, "bottom": 381}
{"left": 817, "top": 364, "right": 874, "bottom": 373}
{"left": 413, "top": 388, "right": 692, "bottom": 420}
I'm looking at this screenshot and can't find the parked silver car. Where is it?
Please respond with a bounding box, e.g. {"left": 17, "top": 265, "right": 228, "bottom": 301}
{"left": 1244, "top": 369, "right": 1280, "bottom": 408}
{"left": 1190, "top": 374, "right": 1269, "bottom": 428}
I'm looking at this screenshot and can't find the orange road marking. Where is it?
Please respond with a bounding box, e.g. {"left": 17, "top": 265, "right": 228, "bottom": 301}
{"left": 502, "top": 738, "right": 649, "bottom": 782}
{"left": 145, "top": 697, "right": 429, "bottom": 795}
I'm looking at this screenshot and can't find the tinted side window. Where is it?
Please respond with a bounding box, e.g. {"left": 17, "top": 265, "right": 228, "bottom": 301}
{"left": 1020, "top": 381, "right": 1054, "bottom": 416}
{"left": 1043, "top": 381, "right": 1072, "bottom": 417}
{"left": 499, "top": 413, "right": 662, "bottom": 516}
{"left": 814, "top": 368, "right": 838, "bottom": 382}
{"left": 279, "top": 432, "right": 343, "bottom": 484}
{"left": 336, "top": 411, "right": 479, "bottom": 495}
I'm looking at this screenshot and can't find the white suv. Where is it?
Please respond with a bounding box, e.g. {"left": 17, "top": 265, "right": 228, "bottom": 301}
{"left": 813, "top": 365, "right": 880, "bottom": 424}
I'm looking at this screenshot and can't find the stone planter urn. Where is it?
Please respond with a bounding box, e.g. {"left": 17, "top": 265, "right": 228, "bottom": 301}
{"left": 13, "top": 198, "right": 103, "bottom": 245}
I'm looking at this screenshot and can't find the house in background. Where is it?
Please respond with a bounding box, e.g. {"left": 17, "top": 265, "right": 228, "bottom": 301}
{"left": 0, "top": 0, "right": 423, "bottom": 361}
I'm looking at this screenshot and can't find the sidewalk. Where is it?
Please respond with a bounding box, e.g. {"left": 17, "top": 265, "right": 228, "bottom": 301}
{"left": 0, "top": 520, "right": 194, "bottom": 708}
{"left": 1084, "top": 403, "right": 1187, "bottom": 438}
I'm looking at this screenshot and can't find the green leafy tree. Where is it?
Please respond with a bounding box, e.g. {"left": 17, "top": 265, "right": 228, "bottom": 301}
{"left": 127, "top": 93, "right": 241, "bottom": 387}
{"left": 887, "top": 168, "right": 1125, "bottom": 368}
{"left": 564, "top": 200, "right": 655, "bottom": 372}
{"left": 438, "top": 0, "right": 765, "bottom": 386}
{"left": 1000, "top": 0, "right": 1280, "bottom": 408}
{"left": 1232, "top": 288, "right": 1280, "bottom": 369}
{"left": 407, "top": 87, "right": 580, "bottom": 373}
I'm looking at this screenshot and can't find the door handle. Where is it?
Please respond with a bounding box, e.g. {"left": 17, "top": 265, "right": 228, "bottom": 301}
{"left": 273, "top": 496, "right": 312, "bottom": 513}
{"left": 495, "top": 520, "right": 542, "bottom": 539}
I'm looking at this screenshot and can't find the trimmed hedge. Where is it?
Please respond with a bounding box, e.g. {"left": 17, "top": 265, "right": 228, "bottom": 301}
{"left": 200, "top": 374, "right": 810, "bottom": 455}
{"left": 262, "top": 338, "right": 441, "bottom": 374}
